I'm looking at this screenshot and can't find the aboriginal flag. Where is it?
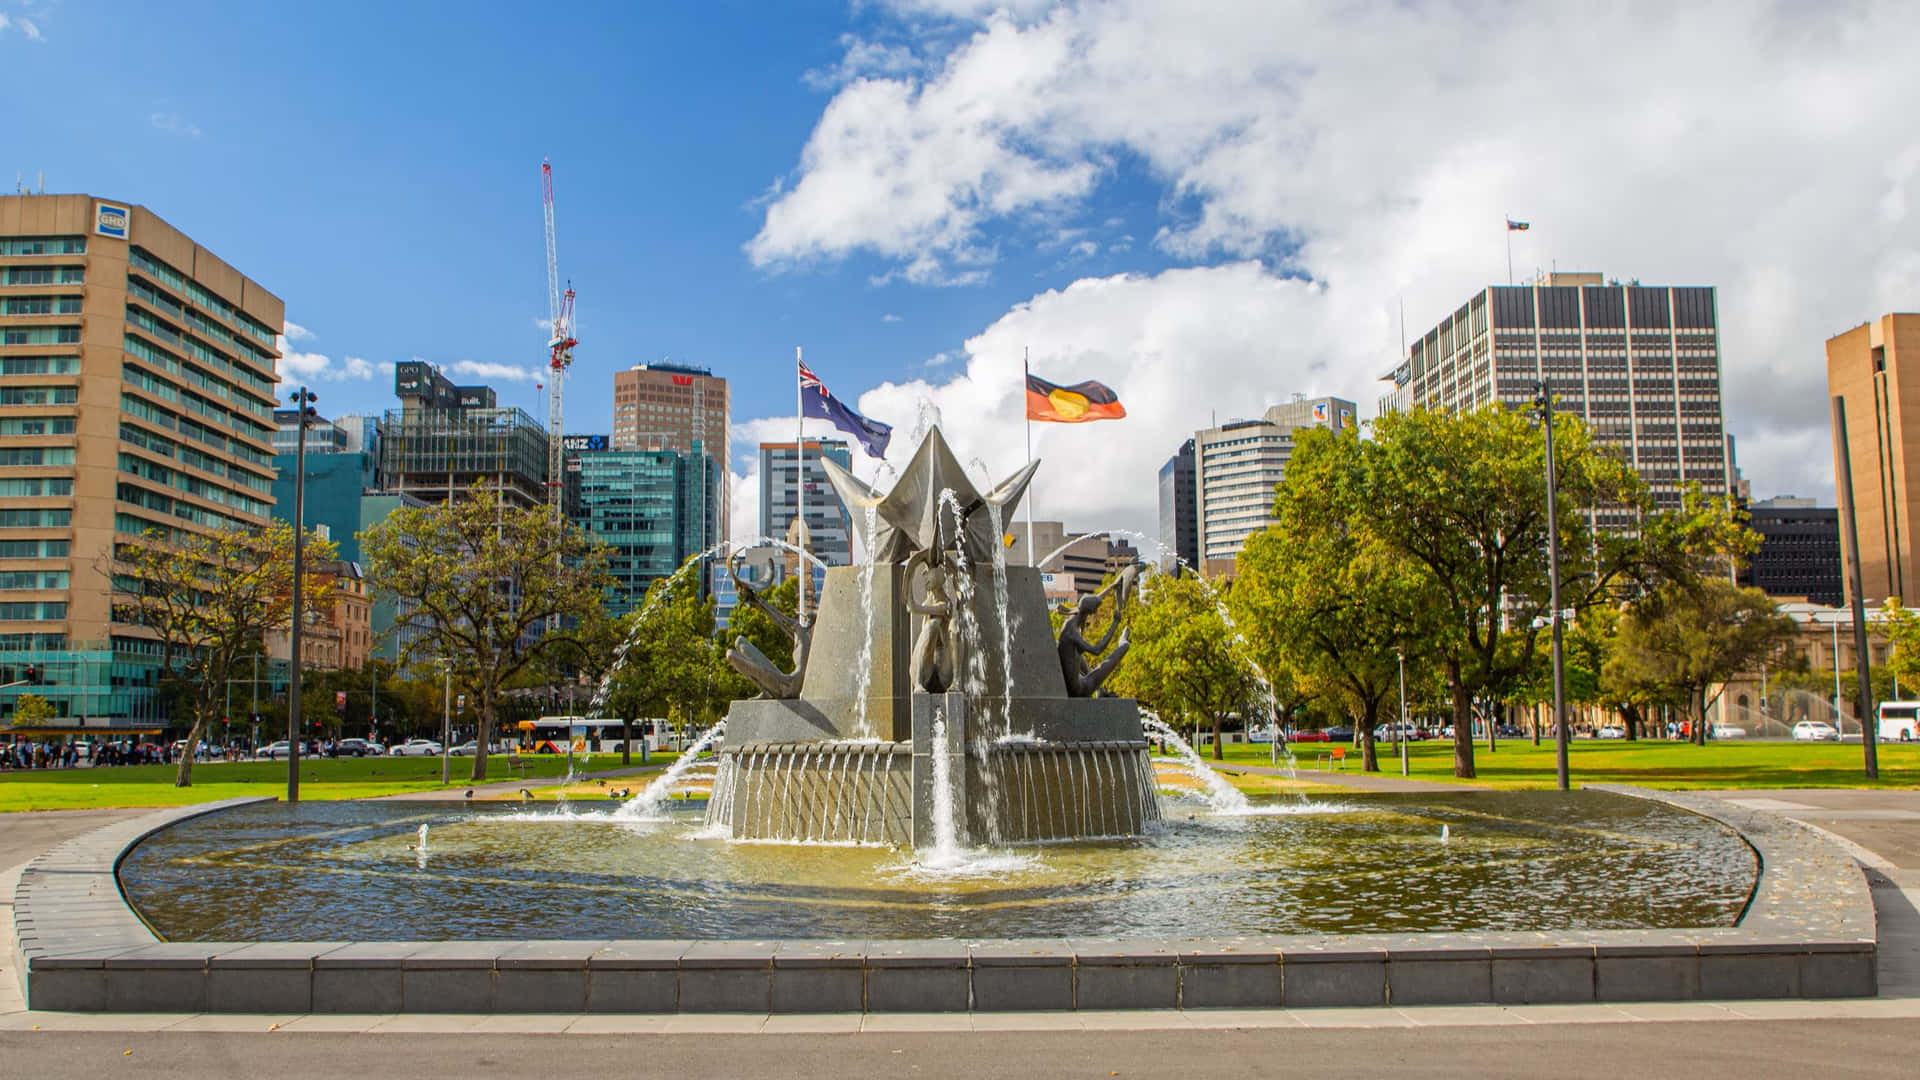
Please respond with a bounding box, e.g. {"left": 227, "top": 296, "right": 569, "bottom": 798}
{"left": 1026, "top": 371, "right": 1126, "bottom": 424}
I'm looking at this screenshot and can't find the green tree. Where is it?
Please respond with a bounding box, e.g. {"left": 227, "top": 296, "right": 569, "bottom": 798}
{"left": 1354, "top": 405, "right": 1743, "bottom": 777}
{"left": 609, "top": 566, "right": 723, "bottom": 738}
{"left": 1882, "top": 599, "right": 1920, "bottom": 692}
{"left": 10, "top": 693, "right": 55, "bottom": 727}
{"left": 1235, "top": 427, "right": 1439, "bottom": 772}
{"left": 359, "top": 483, "right": 612, "bottom": 781}
{"left": 1108, "top": 571, "right": 1261, "bottom": 760}
{"left": 110, "top": 520, "right": 335, "bottom": 787}
{"left": 1606, "top": 580, "right": 1796, "bottom": 744}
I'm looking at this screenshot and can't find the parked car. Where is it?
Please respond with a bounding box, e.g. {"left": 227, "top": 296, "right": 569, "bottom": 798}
{"left": 254, "top": 740, "right": 292, "bottom": 760}
{"left": 1286, "top": 729, "right": 1330, "bottom": 743}
{"left": 1709, "top": 724, "right": 1747, "bottom": 739}
{"left": 390, "top": 739, "right": 444, "bottom": 757}
{"left": 1495, "top": 724, "right": 1524, "bottom": 738}
{"left": 1322, "top": 725, "right": 1356, "bottom": 742}
{"left": 1373, "top": 723, "right": 1422, "bottom": 741}
{"left": 330, "top": 738, "right": 380, "bottom": 758}
{"left": 450, "top": 741, "right": 480, "bottom": 756}
{"left": 1792, "top": 720, "right": 1840, "bottom": 742}
{"left": 1596, "top": 726, "right": 1626, "bottom": 739}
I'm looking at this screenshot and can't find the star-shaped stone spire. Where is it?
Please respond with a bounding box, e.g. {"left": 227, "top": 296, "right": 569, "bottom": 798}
{"left": 821, "top": 426, "right": 1038, "bottom": 565}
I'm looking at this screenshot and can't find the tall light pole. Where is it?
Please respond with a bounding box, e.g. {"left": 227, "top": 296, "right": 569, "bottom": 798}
{"left": 437, "top": 657, "right": 452, "bottom": 787}
{"left": 1535, "top": 380, "right": 1570, "bottom": 792}
{"left": 287, "top": 387, "right": 317, "bottom": 802}
{"left": 1832, "top": 397, "right": 1880, "bottom": 778}
{"left": 1397, "top": 649, "right": 1409, "bottom": 777}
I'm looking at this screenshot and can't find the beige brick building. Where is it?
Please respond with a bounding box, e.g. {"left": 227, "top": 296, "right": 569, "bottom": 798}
{"left": 1827, "top": 314, "right": 1920, "bottom": 606}
{"left": 612, "top": 361, "right": 728, "bottom": 541}
{"left": 0, "top": 194, "right": 282, "bottom": 726}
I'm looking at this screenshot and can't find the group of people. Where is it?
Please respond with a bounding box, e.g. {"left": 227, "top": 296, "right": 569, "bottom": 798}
{"left": 1, "top": 740, "right": 83, "bottom": 769}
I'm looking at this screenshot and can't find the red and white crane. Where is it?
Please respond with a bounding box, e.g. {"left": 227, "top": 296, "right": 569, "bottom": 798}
{"left": 541, "top": 158, "right": 577, "bottom": 519}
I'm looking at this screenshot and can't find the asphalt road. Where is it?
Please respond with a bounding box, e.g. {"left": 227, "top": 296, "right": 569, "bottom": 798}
{"left": 0, "top": 1022, "right": 1909, "bottom": 1079}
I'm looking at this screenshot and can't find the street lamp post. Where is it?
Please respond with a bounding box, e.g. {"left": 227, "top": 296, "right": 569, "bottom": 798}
{"left": 1397, "top": 649, "right": 1409, "bottom": 777}
{"left": 1535, "top": 380, "right": 1570, "bottom": 792}
{"left": 287, "top": 387, "right": 317, "bottom": 802}
{"left": 438, "top": 658, "right": 452, "bottom": 787}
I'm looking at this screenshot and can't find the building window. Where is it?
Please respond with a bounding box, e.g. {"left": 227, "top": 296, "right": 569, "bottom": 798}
{"left": 0, "top": 417, "right": 75, "bottom": 436}
{"left": 0, "top": 387, "right": 78, "bottom": 406}
{"left": 0, "top": 237, "right": 86, "bottom": 256}
{"left": 0, "top": 327, "right": 81, "bottom": 346}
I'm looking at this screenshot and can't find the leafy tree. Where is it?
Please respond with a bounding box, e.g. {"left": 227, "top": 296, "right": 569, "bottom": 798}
{"left": 1882, "top": 599, "right": 1920, "bottom": 692}
{"left": 1108, "top": 570, "right": 1261, "bottom": 760}
{"left": 110, "top": 521, "right": 335, "bottom": 787}
{"left": 359, "top": 482, "right": 612, "bottom": 780}
{"left": 608, "top": 566, "right": 723, "bottom": 738}
{"left": 1606, "top": 580, "right": 1796, "bottom": 744}
{"left": 1355, "top": 405, "right": 1744, "bottom": 777}
{"left": 10, "top": 693, "right": 55, "bottom": 727}
{"left": 1235, "top": 427, "right": 1439, "bottom": 772}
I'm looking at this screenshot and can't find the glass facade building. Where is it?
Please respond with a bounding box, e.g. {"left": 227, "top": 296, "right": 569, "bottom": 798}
{"left": 759, "top": 440, "right": 853, "bottom": 566}
{"left": 570, "top": 441, "right": 722, "bottom": 616}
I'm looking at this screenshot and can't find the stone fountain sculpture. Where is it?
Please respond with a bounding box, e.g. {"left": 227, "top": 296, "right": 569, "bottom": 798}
{"left": 706, "top": 426, "right": 1163, "bottom": 846}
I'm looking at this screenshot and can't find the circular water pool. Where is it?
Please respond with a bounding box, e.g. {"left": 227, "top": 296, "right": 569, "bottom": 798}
{"left": 118, "top": 790, "right": 1756, "bottom": 942}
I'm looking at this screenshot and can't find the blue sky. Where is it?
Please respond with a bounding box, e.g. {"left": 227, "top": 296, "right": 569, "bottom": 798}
{"left": 8, "top": 2, "right": 1920, "bottom": 538}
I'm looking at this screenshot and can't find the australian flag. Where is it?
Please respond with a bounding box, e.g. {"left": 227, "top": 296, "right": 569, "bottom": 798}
{"left": 799, "top": 359, "right": 892, "bottom": 458}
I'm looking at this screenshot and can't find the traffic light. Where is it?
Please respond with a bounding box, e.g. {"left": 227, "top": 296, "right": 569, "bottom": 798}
{"left": 25, "top": 664, "right": 39, "bottom": 685}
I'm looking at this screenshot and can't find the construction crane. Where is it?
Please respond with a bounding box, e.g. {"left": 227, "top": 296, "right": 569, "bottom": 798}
{"left": 541, "top": 158, "right": 577, "bottom": 520}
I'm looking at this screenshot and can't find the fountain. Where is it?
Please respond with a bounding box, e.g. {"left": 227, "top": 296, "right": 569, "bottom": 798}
{"left": 706, "top": 426, "right": 1162, "bottom": 847}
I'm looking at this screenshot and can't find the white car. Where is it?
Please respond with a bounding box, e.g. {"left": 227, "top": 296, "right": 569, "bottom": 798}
{"left": 1709, "top": 724, "right": 1747, "bottom": 739}
{"left": 450, "top": 741, "right": 480, "bottom": 756}
{"left": 1791, "top": 721, "right": 1840, "bottom": 742}
{"left": 390, "top": 739, "right": 444, "bottom": 757}
{"left": 253, "top": 740, "right": 292, "bottom": 760}
{"left": 1596, "top": 726, "right": 1626, "bottom": 739}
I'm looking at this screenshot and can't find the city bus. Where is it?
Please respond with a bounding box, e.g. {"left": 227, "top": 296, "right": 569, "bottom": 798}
{"left": 515, "top": 717, "right": 683, "bottom": 756}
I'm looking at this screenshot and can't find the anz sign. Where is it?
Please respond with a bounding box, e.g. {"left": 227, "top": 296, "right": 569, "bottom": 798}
{"left": 562, "top": 434, "right": 609, "bottom": 453}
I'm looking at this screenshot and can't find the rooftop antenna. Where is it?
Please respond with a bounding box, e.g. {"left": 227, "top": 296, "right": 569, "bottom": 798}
{"left": 37, "top": 171, "right": 44, "bottom": 195}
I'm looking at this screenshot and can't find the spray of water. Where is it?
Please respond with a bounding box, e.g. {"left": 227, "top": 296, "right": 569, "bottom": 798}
{"left": 1140, "top": 712, "right": 1250, "bottom": 814}
{"left": 616, "top": 722, "right": 726, "bottom": 821}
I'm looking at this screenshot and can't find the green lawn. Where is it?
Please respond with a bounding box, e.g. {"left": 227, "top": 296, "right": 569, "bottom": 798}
{"left": 1173, "top": 737, "right": 1920, "bottom": 790}
{"left": 0, "top": 752, "right": 659, "bottom": 812}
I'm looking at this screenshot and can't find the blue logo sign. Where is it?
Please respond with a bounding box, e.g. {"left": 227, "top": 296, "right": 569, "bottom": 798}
{"left": 94, "top": 203, "right": 130, "bottom": 239}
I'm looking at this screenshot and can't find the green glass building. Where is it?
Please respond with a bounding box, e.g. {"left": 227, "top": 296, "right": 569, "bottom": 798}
{"left": 569, "top": 439, "right": 722, "bottom": 616}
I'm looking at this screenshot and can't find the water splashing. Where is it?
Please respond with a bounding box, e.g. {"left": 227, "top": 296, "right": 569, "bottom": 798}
{"left": 413, "top": 823, "right": 429, "bottom": 869}
{"left": 1140, "top": 713, "right": 1250, "bottom": 814}
{"left": 616, "top": 722, "right": 726, "bottom": 821}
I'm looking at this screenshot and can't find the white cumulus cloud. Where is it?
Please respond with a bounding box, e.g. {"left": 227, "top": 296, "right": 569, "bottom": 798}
{"left": 447, "top": 360, "right": 541, "bottom": 383}
{"left": 737, "top": 0, "right": 1920, "bottom": 530}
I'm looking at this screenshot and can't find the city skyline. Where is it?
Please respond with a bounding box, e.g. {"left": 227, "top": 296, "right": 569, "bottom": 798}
{"left": 8, "top": 3, "right": 1920, "bottom": 544}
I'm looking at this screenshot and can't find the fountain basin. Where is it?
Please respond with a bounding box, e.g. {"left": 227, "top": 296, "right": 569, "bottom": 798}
{"left": 12, "top": 788, "right": 1879, "bottom": 1012}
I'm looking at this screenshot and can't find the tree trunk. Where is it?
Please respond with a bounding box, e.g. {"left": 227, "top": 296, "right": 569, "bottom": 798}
{"left": 173, "top": 713, "right": 210, "bottom": 787}
{"left": 621, "top": 718, "right": 632, "bottom": 766}
{"left": 1211, "top": 712, "right": 1224, "bottom": 761}
{"left": 1360, "top": 697, "right": 1379, "bottom": 772}
{"left": 471, "top": 685, "right": 493, "bottom": 782}
{"left": 1449, "top": 658, "right": 1476, "bottom": 779}
{"left": 1621, "top": 702, "right": 1640, "bottom": 741}
{"left": 1694, "top": 688, "right": 1709, "bottom": 746}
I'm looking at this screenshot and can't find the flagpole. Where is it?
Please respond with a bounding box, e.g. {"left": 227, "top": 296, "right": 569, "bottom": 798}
{"left": 795, "top": 345, "right": 807, "bottom": 620}
{"left": 1023, "top": 347, "right": 1035, "bottom": 567}
{"left": 1505, "top": 212, "right": 1513, "bottom": 285}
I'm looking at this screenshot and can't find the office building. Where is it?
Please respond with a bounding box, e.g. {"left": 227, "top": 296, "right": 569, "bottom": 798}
{"left": 273, "top": 408, "right": 346, "bottom": 454}
{"left": 1382, "top": 272, "right": 1731, "bottom": 525}
{"left": 571, "top": 439, "right": 722, "bottom": 616}
{"left": 1007, "top": 521, "right": 1135, "bottom": 596}
{"left": 1194, "top": 396, "right": 1355, "bottom": 574}
{"left": 1157, "top": 438, "right": 1197, "bottom": 571}
{"left": 759, "top": 440, "right": 853, "bottom": 566}
{"left": 614, "top": 362, "right": 729, "bottom": 541}
{"left": 1826, "top": 314, "right": 1920, "bottom": 606}
{"left": 374, "top": 361, "right": 549, "bottom": 509}
{"left": 1738, "top": 496, "right": 1842, "bottom": 607}
{"left": 0, "top": 194, "right": 282, "bottom": 726}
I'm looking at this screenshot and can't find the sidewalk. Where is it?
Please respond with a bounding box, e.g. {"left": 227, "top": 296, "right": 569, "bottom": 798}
{"left": 374, "top": 760, "right": 667, "bottom": 801}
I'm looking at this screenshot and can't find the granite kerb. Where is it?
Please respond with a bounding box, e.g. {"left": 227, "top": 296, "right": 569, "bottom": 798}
{"left": 13, "top": 789, "right": 1882, "bottom": 1012}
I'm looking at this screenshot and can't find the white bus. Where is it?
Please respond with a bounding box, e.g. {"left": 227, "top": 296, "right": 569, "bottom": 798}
{"left": 515, "top": 717, "right": 684, "bottom": 756}
{"left": 1877, "top": 701, "right": 1920, "bottom": 743}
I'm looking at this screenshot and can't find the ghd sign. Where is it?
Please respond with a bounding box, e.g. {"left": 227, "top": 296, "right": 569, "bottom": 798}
{"left": 94, "top": 202, "right": 131, "bottom": 239}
